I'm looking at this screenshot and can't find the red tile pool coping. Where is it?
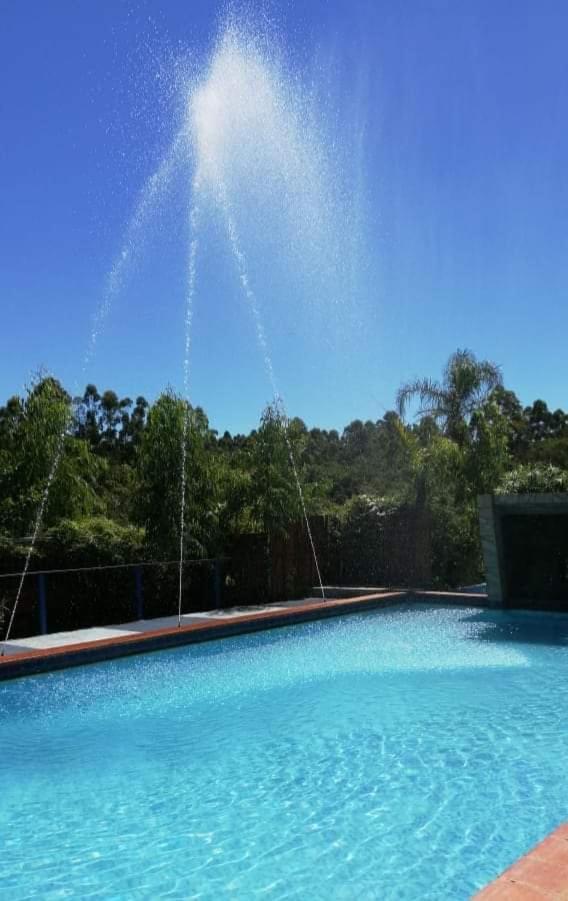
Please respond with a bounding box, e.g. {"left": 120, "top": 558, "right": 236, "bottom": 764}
{"left": 474, "top": 823, "right": 568, "bottom": 899}
{"left": 0, "top": 589, "right": 486, "bottom": 680}
{"left": 0, "top": 591, "right": 405, "bottom": 680}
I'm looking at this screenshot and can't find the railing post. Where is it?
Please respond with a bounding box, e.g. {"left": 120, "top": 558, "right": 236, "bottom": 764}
{"left": 214, "top": 559, "right": 223, "bottom": 610}
{"left": 37, "top": 573, "right": 48, "bottom": 635}
{"left": 134, "top": 566, "right": 144, "bottom": 620}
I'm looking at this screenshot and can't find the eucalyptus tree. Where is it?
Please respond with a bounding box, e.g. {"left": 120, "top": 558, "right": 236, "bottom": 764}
{"left": 74, "top": 384, "right": 102, "bottom": 449}
{"left": 136, "top": 390, "right": 219, "bottom": 558}
{"left": 246, "top": 403, "right": 307, "bottom": 536}
{"left": 0, "top": 376, "right": 101, "bottom": 536}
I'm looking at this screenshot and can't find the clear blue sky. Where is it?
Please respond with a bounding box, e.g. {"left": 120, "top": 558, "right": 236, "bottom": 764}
{"left": 1, "top": 0, "right": 567, "bottom": 434}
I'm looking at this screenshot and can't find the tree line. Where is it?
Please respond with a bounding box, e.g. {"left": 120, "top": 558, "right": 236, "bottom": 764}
{"left": 0, "top": 349, "right": 566, "bottom": 589}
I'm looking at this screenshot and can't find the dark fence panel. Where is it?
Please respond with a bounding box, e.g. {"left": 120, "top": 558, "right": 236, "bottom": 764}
{"left": 142, "top": 561, "right": 218, "bottom": 619}
{"left": 0, "top": 560, "right": 223, "bottom": 640}
{"left": 333, "top": 506, "right": 431, "bottom": 588}
{"left": 45, "top": 567, "right": 135, "bottom": 633}
{"left": 223, "top": 534, "right": 269, "bottom": 606}
{"left": 383, "top": 507, "right": 432, "bottom": 587}
{"left": 1, "top": 505, "right": 433, "bottom": 639}
{"left": 0, "top": 574, "right": 38, "bottom": 641}
{"left": 502, "top": 513, "right": 568, "bottom": 609}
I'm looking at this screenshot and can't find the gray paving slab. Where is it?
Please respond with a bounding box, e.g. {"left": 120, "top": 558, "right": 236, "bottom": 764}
{"left": 1, "top": 602, "right": 313, "bottom": 655}
{"left": 279, "top": 598, "right": 325, "bottom": 607}
{"left": 2, "top": 613, "right": 205, "bottom": 654}
{"left": 190, "top": 605, "right": 288, "bottom": 619}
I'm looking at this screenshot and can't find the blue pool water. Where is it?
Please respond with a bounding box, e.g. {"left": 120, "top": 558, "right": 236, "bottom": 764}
{"left": 1, "top": 603, "right": 567, "bottom": 899}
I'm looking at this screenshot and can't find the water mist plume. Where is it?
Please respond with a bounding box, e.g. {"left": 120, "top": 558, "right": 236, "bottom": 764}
{"left": 4, "top": 16, "right": 370, "bottom": 641}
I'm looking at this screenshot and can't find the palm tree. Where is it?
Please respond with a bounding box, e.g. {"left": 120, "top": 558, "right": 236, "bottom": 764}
{"left": 396, "top": 349, "right": 502, "bottom": 445}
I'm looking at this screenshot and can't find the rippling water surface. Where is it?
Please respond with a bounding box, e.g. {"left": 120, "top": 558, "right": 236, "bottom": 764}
{"left": 1, "top": 603, "right": 567, "bottom": 899}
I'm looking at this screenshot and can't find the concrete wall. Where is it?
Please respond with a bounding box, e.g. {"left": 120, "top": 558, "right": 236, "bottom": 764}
{"left": 478, "top": 493, "right": 568, "bottom": 607}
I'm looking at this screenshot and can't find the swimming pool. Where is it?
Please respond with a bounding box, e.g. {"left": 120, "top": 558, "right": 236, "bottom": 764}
{"left": 1, "top": 603, "right": 567, "bottom": 899}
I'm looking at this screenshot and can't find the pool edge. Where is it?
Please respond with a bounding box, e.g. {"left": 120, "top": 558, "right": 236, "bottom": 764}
{"left": 0, "top": 589, "right": 489, "bottom": 680}
{"left": 473, "top": 822, "right": 568, "bottom": 898}
{"left": 0, "top": 592, "right": 406, "bottom": 680}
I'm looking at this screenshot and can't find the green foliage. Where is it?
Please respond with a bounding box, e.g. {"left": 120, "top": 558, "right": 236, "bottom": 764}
{"left": 337, "top": 494, "right": 399, "bottom": 584}
{"left": 136, "top": 390, "right": 219, "bottom": 558}
{"left": 1, "top": 349, "right": 567, "bottom": 592}
{"left": 74, "top": 384, "right": 148, "bottom": 461}
{"left": 41, "top": 517, "right": 145, "bottom": 565}
{"left": 413, "top": 435, "right": 482, "bottom": 588}
{"left": 466, "top": 399, "right": 511, "bottom": 495}
{"left": 430, "top": 503, "right": 482, "bottom": 589}
{"left": 245, "top": 403, "right": 318, "bottom": 536}
{"left": 397, "top": 349, "right": 502, "bottom": 445}
{"left": 496, "top": 463, "right": 568, "bottom": 495}
{"left": 418, "top": 434, "right": 466, "bottom": 500}
{"left": 0, "top": 375, "right": 79, "bottom": 534}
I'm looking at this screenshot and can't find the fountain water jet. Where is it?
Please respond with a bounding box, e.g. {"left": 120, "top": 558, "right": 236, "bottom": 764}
{"left": 5, "top": 17, "right": 368, "bottom": 640}
{"left": 172, "top": 22, "right": 357, "bottom": 610}
{"left": 83, "top": 131, "right": 189, "bottom": 376}
{"left": 0, "top": 443, "right": 65, "bottom": 656}
{"left": 178, "top": 195, "right": 200, "bottom": 627}
{"left": 217, "top": 181, "right": 326, "bottom": 601}
{"left": 2, "top": 126, "right": 191, "bottom": 650}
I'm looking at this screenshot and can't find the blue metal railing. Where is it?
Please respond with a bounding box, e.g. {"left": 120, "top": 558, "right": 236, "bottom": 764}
{"left": 0, "top": 557, "right": 228, "bottom": 638}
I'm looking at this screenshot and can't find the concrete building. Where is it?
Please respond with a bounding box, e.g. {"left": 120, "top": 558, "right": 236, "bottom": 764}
{"left": 478, "top": 493, "right": 568, "bottom": 610}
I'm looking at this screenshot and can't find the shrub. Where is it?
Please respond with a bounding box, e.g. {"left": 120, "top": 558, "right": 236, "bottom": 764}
{"left": 496, "top": 463, "right": 568, "bottom": 495}
{"left": 40, "top": 516, "right": 145, "bottom": 566}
